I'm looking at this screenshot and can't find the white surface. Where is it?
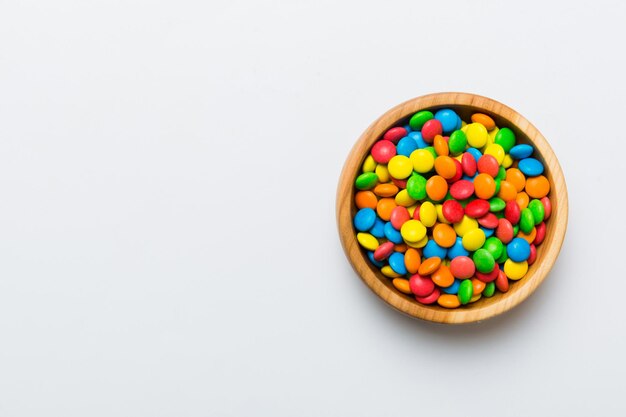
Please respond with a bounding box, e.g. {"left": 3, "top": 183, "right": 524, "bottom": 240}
{"left": 0, "top": 1, "right": 624, "bottom": 416}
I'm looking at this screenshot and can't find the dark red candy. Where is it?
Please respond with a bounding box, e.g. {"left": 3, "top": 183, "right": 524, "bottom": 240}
{"left": 477, "top": 212, "right": 499, "bottom": 229}
{"left": 534, "top": 222, "right": 546, "bottom": 245}
{"left": 442, "top": 200, "right": 464, "bottom": 223}
{"left": 495, "top": 269, "right": 509, "bottom": 293}
{"left": 415, "top": 287, "right": 440, "bottom": 305}
{"left": 409, "top": 274, "right": 435, "bottom": 297}
{"left": 391, "top": 176, "right": 407, "bottom": 189}
{"left": 477, "top": 154, "right": 499, "bottom": 177}
{"left": 528, "top": 244, "right": 537, "bottom": 265}
{"left": 496, "top": 218, "right": 514, "bottom": 243}
{"left": 504, "top": 200, "right": 521, "bottom": 224}
{"left": 421, "top": 119, "right": 443, "bottom": 143}
{"left": 371, "top": 139, "right": 396, "bottom": 163}
{"left": 413, "top": 205, "right": 421, "bottom": 220}
{"left": 390, "top": 206, "right": 410, "bottom": 230}
{"left": 476, "top": 266, "right": 499, "bottom": 283}
{"left": 446, "top": 158, "right": 463, "bottom": 184}
{"left": 383, "top": 127, "right": 407, "bottom": 144}
{"left": 465, "top": 199, "right": 490, "bottom": 218}
{"left": 449, "top": 180, "right": 474, "bottom": 200}
{"left": 461, "top": 152, "right": 477, "bottom": 177}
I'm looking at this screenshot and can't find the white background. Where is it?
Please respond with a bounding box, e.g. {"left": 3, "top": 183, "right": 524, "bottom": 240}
{"left": 0, "top": 1, "right": 624, "bottom": 416}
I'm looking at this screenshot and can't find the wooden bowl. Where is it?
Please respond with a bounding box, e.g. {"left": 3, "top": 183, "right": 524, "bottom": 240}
{"left": 336, "top": 92, "right": 568, "bottom": 324}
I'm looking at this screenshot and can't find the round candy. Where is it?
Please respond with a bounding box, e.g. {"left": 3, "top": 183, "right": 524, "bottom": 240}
{"left": 475, "top": 266, "right": 499, "bottom": 283}
{"left": 409, "top": 274, "right": 435, "bottom": 297}
{"left": 483, "top": 236, "right": 504, "bottom": 259}
{"left": 474, "top": 173, "right": 496, "bottom": 199}
{"left": 458, "top": 279, "right": 474, "bottom": 305}
{"left": 473, "top": 249, "right": 495, "bottom": 273}
{"left": 434, "top": 156, "right": 457, "bottom": 179}
{"left": 373, "top": 183, "right": 399, "bottom": 198}
{"left": 409, "top": 111, "right": 434, "bottom": 130}
{"left": 432, "top": 265, "right": 455, "bottom": 288}
{"left": 461, "top": 152, "right": 477, "bottom": 176}
{"left": 354, "top": 208, "right": 376, "bottom": 231}
{"left": 392, "top": 278, "right": 412, "bottom": 294}
{"left": 525, "top": 175, "right": 550, "bottom": 198}
{"left": 388, "top": 155, "right": 413, "bottom": 179}
{"left": 465, "top": 199, "right": 490, "bottom": 218}
{"left": 421, "top": 119, "right": 443, "bottom": 142}
{"left": 462, "top": 228, "right": 486, "bottom": 251}
{"left": 435, "top": 108, "right": 459, "bottom": 133}
{"left": 357, "top": 233, "right": 379, "bottom": 251}
{"left": 477, "top": 212, "right": 498, "bottom": 229}
{"left": 450, "top": 256, "right": 475, "bottom": 279}
{"left": 384, "top": 221, "right": 403, "bottom": 243}
{"left": 404, "top": 248, "right": 421, "bottom": 274}
{"left": 433, "top": 223, "right": 456, "bottom": 248}
{"left": 518, "top": 158, "right": 544, "bottom": 176}
{"left": 447, "top": 238, "right": 469, "bottom": 259}
{"left": 425, "top": 175, "right": 448, "bottom": 201}
{"left": 419, "top": 201, "right": 437, "bottom": 227}
{"left": 406, "top": 174, "right": 427, "bottom": 200}
{"left": 471, "top": 113, "right": 496, "bottom": 130}
{"left": 396, "top": 136, "right": 418, "bottom": 157}
{"left": 507, "top": 237, "right": 531, "bottom": 262}
{"left": 449, "top": 130, "right": 467, "bottom": 155}
{"left": 383, "top": 127, "right": 407, "bottom": 143}
{"left": 355, "top": 191, "right": 377, "bottom": 209}
{"left": 466, "top": 123, "right": 488, "bottom": 148}
{"left": 484, "top": 144, "right": 505, "bottom": 164}
{"left": 390, "top": 206, "right": 410, "bottom": 230}
{"left": 454, "top": 215, "right": 479, "bottom": 237}
{"left": 477, "top": 155, "right": 499, "bottom": 177}
{"left": 355, "top": 172, "right": 378, "bottom": 190}
{"left": 373, "top": 241, "right": 395, "bottom": 261}
{"left": 483, "top": 281, "right": 496, "bottom": 297}
{"left": 450, "top": 179, "right": 474, "bottom": 199}
{"left": 442, "top": 199, "right": 464, "bottom": 223}
{"left": 535, "top": 222, "right": 546, "bottom": 245}
{"left": 504, "top": 200, "right": 521, "bottom": 224}
{"left": 418, "top": 257, "right": 442, "bottom": 275}
{"left": 506, "top": 168, "right": 526, "bottom": 192}
{"left": 504, "top": 259, "right": 529, "bottom": 280}
{"left": 376, "top": 198, "right": 397, "bottom": 221}
{"left": 389, "top": 252, "right": 407, "bottom": 275}
{"left": 495, "top": 128, "right": 515, "bottom": 152}
{"left": 509, "top": 144, "right": 533, "bottom": 159}
{"left": 437, "top": 293, "right": 461, "bottom": 308}
{"left": 423, "top": 240, "right": 447, "bottom": 259}
{"left": 415, "top": 287, "right": 441, "bottom": 304}
{"left": 369, "top": 218, "right": 385, "bottom": 238}
{"left": 489, "top": 197, "right": 506, "bottom": 212}
{"left": 400, "top": 219, "right": 426, "bottom": 243}
{"left": 410, "top": 149, "right": 435, "bottom": 173}
{"left": 371, "top": 140, "right": 396, "bottom": 163}
{"left": 528, "top": 199, "right": 545, "bottom": 225}
{"left": 520, "top": 208, "right": 535, "bottom": 234}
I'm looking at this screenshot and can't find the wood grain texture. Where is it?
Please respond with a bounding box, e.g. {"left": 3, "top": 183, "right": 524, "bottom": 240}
{"left": 336, "top": 92, "right": 568, "bottom": 324}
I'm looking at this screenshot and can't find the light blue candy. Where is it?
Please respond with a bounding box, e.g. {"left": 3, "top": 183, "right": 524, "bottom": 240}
{"left": 455, "top": 115, "right": 463, "bottom": 130}
{"left": 409, "top": 131, "right": 428, "bottom": 149}
{"left": 354, "top": 208, "right": 376, "bottom": 231}
{"left": 367, "top": 251, "right": 384, "bottom": 268}
{"left": 403, "top": 124, "right": 412, "bottom": 133}
{"left": 389, "top": 252, "right": 407, "bottom": 275}
{"left": 447, "top": 237, "right": 470, "bottom": 259}
{"left": 423, "top": 240, "right": 447, "bottom": 259}
{"left": 480, "top": 226, "right": 495, "bottom": 237}
{"left": 507, "top": 237, "right": 531, "bottom": 262}
{"left": 461, "top": 174, "right": 476, "bottom": 182}
{"left": 369, "top": 218, "right": 385, "bottom": 238}
{"left": 518, "top": 158, "right": 544, "bottom": 176}
{"left": 384, "top": 222, "right": 403, "bottom": 244}
{"left": 510, "top": 144, "right": 533, "bottom": 159}
{"left": 466, "top": 147, "right": 483, "bottom": 163}
{"left": 443, "top": 279, "right": 461, "bottom": 294}
{"left": 396, "top": 136, "right": 418, "bottom": 157}
{"left": 435, "top": 108, "right": 459, "bottom": 134}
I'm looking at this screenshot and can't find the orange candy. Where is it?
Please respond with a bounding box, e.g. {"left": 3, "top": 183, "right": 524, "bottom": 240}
{"left": 498, "top": 180, "right": 517, "bottom": 201}
{"left": 470, "top": 113, "right": 496, "bottom": 130}
{"left": 438, "top": 293, "right": 461, "bottom": 308}
{"left": 474, "top": 173, "right": 496, "bottom": 199}
{"left": 432, "top": 265, "right": 454, "bottom": 287}
{"left": 433, "top": 135, "right": 449, "bottom": 156}
{"left": 376, "top": 198, "right": 397, "bottom": 221}
{"left": 394, "top": 243, "right": 408, "bottom": 253}
{"left": 472, "top": 278, "right": 486, "bottom": 294}
{"left": 404, "top": 248, "right": 422, "bottom": 274}
{"left": 373, "top": 183, "right": 399, "bottom": 198}
{"left": 505, "top": 168, "right": 526, "bottom": 192}
{"left": 426, "top": 175, "right": 448, "bottom": 201}
{"left": 525, "top": 175, "right": 550, "bottom": 198}
{"left": 434, "top": 156, "right": 457, "bottom": 179}
{"left": 432, "top": 223, "right": 456, "bottom": 248}
{"left": 355, "top": 191, "right": 377, "bottom": 209}
{"left": 418, "top": 257, "right": 441, "bottom": 275}
{"left": 392, "top": 278, "right": 412, "bottom": 294}
{"left": 516, "top": 191, "right": 530, "bottom": 210}
{"left": 517, "top": 227, "right": 537, "bottom": 244}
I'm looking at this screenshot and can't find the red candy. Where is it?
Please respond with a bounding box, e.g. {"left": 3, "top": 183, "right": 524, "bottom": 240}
{"left": 477, "top": 212, "right": 498, "bottom": 229}
{"left": 421, "top": 119, "right": 443, "bottom": 143}
{"left": 442, "top": 200, "right": 464, "bottom": 223}
{"left": 461, "top": 152, "right": 477, "bottom": 176}
{"left": 528, "top": 244, "right": 537, "bottom": 265}
{"left": 447, "top": 159, "right": 463, "bottom": 184}
{"left": 449, "top": 179, "right": 474, "bottom": 200}
{"left": 541, "top": 196, "right": 552, "bottom": 220}
{"left": 383, "top": 127, "right": 407, "bottom": 144}
{"left": 495, "top": 269, "right": 509, "bottom": 292}
{"left": 371, "top": 139, "right": 396, "bottom": 163}
{"left": 415, "top": 287, "right": 440, "bottom": 305}
{"left": 504, "top": 200, "right": 521, "bottom": 224}
{"left": 409, "top": 274, "right": 435, "bottom": 297}
{"left": 465, "top": 199, "right": 490, "bottom": 218}
{"left": 390, "top": 206, "right": 410, "bottom": 230}
{"left": 477, "top": 154, "right": 499, "bottom": 177}
{"left": 476, "top": 266, "right": 499, "bottom": 283}
{"left": 391, "top": 176, "right": 407, "bottom": 189}
{"left": 534, "top": 222, "right": 546, "bottom": 245}
{"left": 496, "top": 218, "right": 514, "bottom": 243}
{"left": 450, "top": 256, "right": 475, "bottom": 279}
{"left": 373, "top": 242, "right": 395, "bottom": 261}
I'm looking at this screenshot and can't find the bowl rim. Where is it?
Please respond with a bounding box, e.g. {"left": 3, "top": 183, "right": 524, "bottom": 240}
{"left": 336, "top": 92, "right": 568, "bottom": 324}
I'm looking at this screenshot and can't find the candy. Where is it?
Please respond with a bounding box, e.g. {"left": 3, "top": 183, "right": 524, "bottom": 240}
{"left": 351, "top": 108, "right": 554, "bottom": 308}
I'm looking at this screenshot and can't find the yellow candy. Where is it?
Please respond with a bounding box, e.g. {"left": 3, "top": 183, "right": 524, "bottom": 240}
{"left": 462, "top": 228, "right": 486, "bottom": 251}
{"left": 419, "top": 201, "right": 437, "bottom": 227}
{"left": 469, "top": 294, "right": 482, "bottom": 303}
{"left": 400, "top": 220, "right": 426, "bottom": 243}
{"left": 406, "top": 235, "right": 428, "bottom": 248}
{"left": 466, "top": 123, "right": 488, "bottom": 148}
{"left": 381, "top": 265, "right": 401, "bottom": 278}
{"left": 362, "top": 155, "right": 377, "bottom": 172}
{"left": 356, "top": 232, "right": 379, "bottom": 251}
{"left": 407, "top": 204, "right": 418, "bottom": 217}
{"left": 504, "top": 259, "right": 529, "bottom": 280}
{"left": 435, "top": 204, "right": 450, "bottom": 224}
{"left": 484, "top": 144, "right": 505, "bottom": 164}
{"left": 502, "top": 154, "right": 514, "bottom": 169}
{"left": 461, "top": 120, "right": 467, "bottom": 128}
{"left": 387, "top": 155, "right": 413, "bottom": 179}
{"left": 395, "top": 189, "right": 416, "bottom": 207}
{"left": 375, "top": 164, "right": 389, "bottom": 183}
{"left": 488, "top": 126, "right": 499, "bottom": 141}
{"left": 453, "top": 215, "right": 478, "bottom": 237}
{"left": 410, "top": 149, "right": 435, "bottom": 173}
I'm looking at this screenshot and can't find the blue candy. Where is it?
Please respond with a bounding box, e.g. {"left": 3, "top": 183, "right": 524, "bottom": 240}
{"left": 396, "top": 136, "right": 418, "bottom": 157}
{"left": 443, "top": 279, "right": 461, "bottom": 294}
{"left": 510, "top": 144, "right": 534, "bottom": 159}
{"left": 403, "top": 124, "right": 412, "bottom": 133}
{"left": 409, "top": 131, "right": 429, "bottom": 149}
{"left": 435, "top": 108, "right": 459, "bottom": 134}
{"left": 447, "top": 237, "right": 470, "bottom": 259}
{"left": 389, "top": 252, "right": 407, "bottom": 275}
{"left": 466, "top": 147, "right": 483, "bottom": 163}
{"left": 518, "top": 158, "right": 544, "bottom": 176}
{"left": 480, "top": 226, "right": 495, "bottom": 237}
{"left": 384, "top": 222, "right": 403, "bottom": 244}
{"left": 367, "top": 251, "right": 385, "bottom": 268}
{"left": 507, "top": 237, "right": 531, "bottom": 262}
{"left": 369, "top": 218, "right": 385, "bottom": 238}
{"left": 353, "top": 208, "right": 376, "bottom": 231}
{"left": 423, "top": 239, "right": 447, "bottom": 259}
{"left": 455, "top": 115, "right": 463, "bottom": 130}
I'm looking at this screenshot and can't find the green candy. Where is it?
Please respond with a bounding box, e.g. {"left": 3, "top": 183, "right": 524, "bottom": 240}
{"left": 449, "top": 130, "right": 467, "bottom": 155}
{"left": 473, "top": 249, "right": 495, "bottom": 273}
{"left": 496, "top": 166, "right": 507, "bottom": 180}
{"left": 496, "top": 248, "right": 509, "bottom": 264}
{"left": 489, "top": 197, "right": 506, "bottom": 212}
{"left": 425, "top": 146, "right": 437, "bottom": 160}
{"left": 513, "top": 224, "right": 519, "bottom": 235}
{"left": 520, "top": 208, "right": 535, "bottom": 234}
{"left": 483, "top": 237, "right": 504, "bottom": 259}
{"left": 406, "top": 174, "right": 427, "bottom": 200}
{"left": 483, "top": 281, "right": 496, "bottom": 298}
{"left": 409, "top": 111, "right": 434, "bottom": 130}
{"left": 528, "top": 199, "right": 545, "bottom": 225}
{"left": 355, "top": 172, "right": 378, "bottom": 190}
{"left": 494, "top": 178, "right": 501, "bottom": 194}
{"left": 495, "top": 127, "right": 516, "bottom": 152}
{"left": 458, "top": 279, "right": 474, "bottom": 305}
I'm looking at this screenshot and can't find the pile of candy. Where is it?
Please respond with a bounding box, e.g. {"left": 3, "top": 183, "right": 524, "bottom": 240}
{"left": 353, "top": 109, "right": 551, "bottom": 308}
